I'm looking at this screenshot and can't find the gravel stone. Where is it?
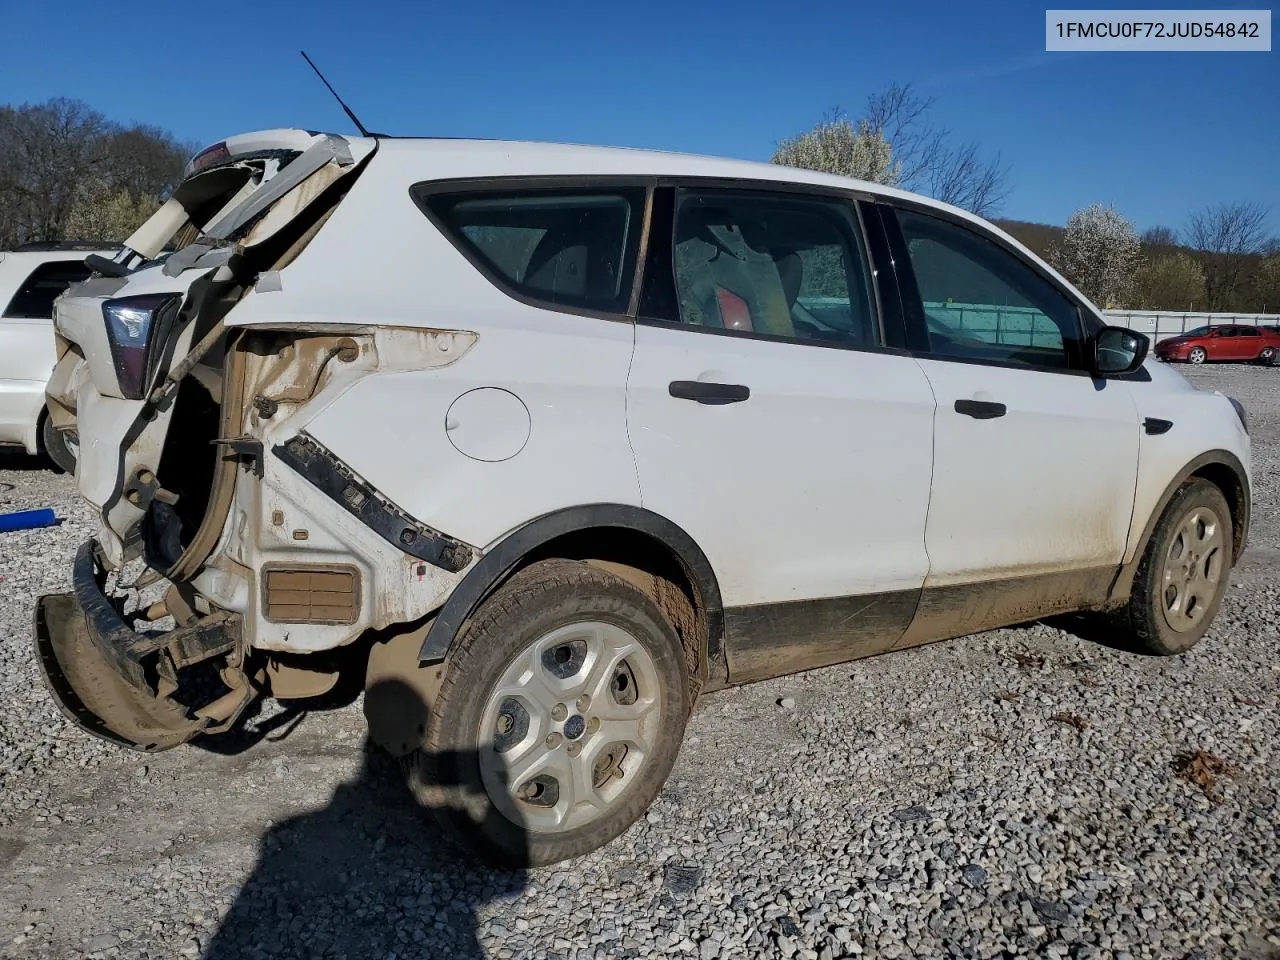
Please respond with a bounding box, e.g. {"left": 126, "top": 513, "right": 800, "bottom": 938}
{"left": 0, "top": 365, "right": 1277, "bottom": 958}
{"left": 662, "top": 859, "right": 703, "bottom": 895}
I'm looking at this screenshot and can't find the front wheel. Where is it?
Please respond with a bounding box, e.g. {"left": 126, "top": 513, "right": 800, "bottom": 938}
{"left": 1122, "top": 479, "right": 1232, "bottom": 655}
{"left": 1188, "top": 346, "right": 1207, "bottom": 364}
{"left": 404, "top": 559, "right": 691, "bottom": 866}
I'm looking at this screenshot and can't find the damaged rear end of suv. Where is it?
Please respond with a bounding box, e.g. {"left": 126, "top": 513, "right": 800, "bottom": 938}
{"left": 35, "top": 128, "right": 476, "bottom": 752}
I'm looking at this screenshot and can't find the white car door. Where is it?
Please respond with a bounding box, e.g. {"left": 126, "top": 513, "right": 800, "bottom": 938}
{"left": 880, "top": 203, "right": 1142, "bottom": 644}
{"left": 0, "top": 257, "right": 92, "bottom": 450}
{"left": 625, "top": 186, "right": 937, "bottom": 681}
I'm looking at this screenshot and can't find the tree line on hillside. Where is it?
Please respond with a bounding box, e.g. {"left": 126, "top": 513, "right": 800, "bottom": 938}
{"left": 0, "top": 98, "right": 194, "bottom": 249}
{"left": 773, "top": 85, "right": 1277, "bottom": 314}
{"left": 997, "top": 202, "right": 1276, "bottom": 313}
{"left": 4, "top": 94, "right": 1274, "bottom": 314}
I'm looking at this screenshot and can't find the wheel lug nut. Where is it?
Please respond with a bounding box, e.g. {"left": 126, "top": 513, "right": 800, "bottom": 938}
{"left": 496, "top": 714, "right": 513, "bottom": 735}
{"left": 576, "top": 694, "right": 591, "bottom": 712}
{"left": 551, "top": 703, "right": 567, "bottom": 722}
{"left": 545, "top": 732, "right": 562, "bottom": 749}
{"left": 567, "top": 742, "right": 581, "bottom": 758}
{"left": 587, "top": 717, "right": 600, "bottom": 734}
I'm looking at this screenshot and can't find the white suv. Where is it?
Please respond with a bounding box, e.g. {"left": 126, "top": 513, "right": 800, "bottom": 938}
{"left": 36, "top": 129, "right": 1251, "bottom": 866}
{"left": 0, "top": 242, "right": 118, "bottom": 469}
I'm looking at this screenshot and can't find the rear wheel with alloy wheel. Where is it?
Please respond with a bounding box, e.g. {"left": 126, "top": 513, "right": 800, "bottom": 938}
{"left": 403, "top": 559, "right": 691, "bottom": 866}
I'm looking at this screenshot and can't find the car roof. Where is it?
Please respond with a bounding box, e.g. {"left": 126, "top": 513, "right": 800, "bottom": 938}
{"left": 198, "top": 128, "right": 1104, "bottom": 318}
{"left": 374, "top": 135, "right": 960, "bottom": 211}
{"left": 208, "top": 127, "right": 1000, "bottom": 235}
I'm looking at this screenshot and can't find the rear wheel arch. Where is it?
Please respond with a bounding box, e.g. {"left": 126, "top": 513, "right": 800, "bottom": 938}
{"left": 418, "top": 505, "right": 726, "bottom": 695}
{"left": 1110, "top": 450, "right": 1249, "bottom": 603}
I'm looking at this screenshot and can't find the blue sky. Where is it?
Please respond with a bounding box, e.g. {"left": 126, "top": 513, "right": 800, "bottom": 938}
{"left": 2, "top": 0, "right": 1276, "bottom": 235}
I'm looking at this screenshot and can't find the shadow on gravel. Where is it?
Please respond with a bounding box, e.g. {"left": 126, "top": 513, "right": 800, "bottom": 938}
{"left": 203, "top": 682, "right": 527, "bottom": 960}
{"left": 0, "top": 449, "right": 56, "bottom": 473}
{"left": 1039, "top": 611, "right": 1160, "bottom": 657}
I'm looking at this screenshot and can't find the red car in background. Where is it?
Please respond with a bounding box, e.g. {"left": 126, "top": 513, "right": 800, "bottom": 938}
{"left": 1155, "top": 324, "right": 1280, "bottom": 365}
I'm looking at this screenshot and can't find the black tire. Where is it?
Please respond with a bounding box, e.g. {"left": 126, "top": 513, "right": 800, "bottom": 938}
{"left": 1122, "top": 480, "right": 1233, "bottom": 655}
{"left": 403, "top": 559, "right": 691, "bottom": 867}
{"left": 1259, "top": 346, "right": 1275, "bottom": 364}
{"left": 40, "top": 413, "right": 77, "bottom": 475}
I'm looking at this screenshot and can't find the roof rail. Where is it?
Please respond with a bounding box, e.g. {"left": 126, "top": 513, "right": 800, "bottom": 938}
{"left": 14, "top": 240, "right": 118, "bottom": 252}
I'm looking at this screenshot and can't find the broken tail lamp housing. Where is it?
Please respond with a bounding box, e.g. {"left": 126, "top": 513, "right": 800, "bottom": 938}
{"left": 102, "top": 294, "right": 184, "bottom": 400}
{"left": 186, "top": 141, "right": 231, "bottom": 178}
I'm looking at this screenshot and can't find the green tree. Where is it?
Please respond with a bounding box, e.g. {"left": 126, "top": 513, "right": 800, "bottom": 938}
{"left": 1133, "top": 253, "right": 1206, "bottom": 311}
{"left": 1255, "top": 252, "right": 1280, "bottom": 314}
{"left": 61, "top": 178, "right": 160, "bottom": 243}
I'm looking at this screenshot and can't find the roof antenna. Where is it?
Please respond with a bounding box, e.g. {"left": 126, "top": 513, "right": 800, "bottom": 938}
{"left": 300, "top": 50, "right": 376, "bottom": 137}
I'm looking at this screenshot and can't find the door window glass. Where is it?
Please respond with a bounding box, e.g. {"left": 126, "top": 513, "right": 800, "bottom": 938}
{"left": 894, "top": 208, "right": 1083, "bottom": 369}
{"left": 671, "top": 190, "right": 878, "bottom": 347}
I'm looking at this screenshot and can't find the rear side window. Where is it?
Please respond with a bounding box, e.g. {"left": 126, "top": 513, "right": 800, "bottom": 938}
{"left": 670, "top": 189, "right": 878, "bottom": 347}
{"left": 3, "top": 260, "right": 93, "bottom": 319}
{"left": 418, "top": 187, "right": 645, "bottom": 314}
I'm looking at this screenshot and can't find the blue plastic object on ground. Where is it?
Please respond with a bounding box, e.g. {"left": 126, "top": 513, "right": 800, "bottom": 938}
{"left": 0, "top": 508, "right": 58, "bottom": 532}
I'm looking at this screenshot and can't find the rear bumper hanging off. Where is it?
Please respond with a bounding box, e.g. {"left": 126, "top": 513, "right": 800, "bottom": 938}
{"left": 33, "top": 540, "right": 256, "bottom": 752}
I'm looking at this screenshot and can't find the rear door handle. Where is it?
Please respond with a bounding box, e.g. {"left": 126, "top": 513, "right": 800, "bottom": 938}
{"left": 954, "top": 399, "right": 1006, "bottom": 419}
{"left": 668, "top": 381, "right": 750, "bottom": 405}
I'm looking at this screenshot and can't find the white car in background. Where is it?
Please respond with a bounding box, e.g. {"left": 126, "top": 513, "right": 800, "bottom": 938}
{"left": 36, "top": 130, "right": 1251, "bottom": 867}
{"left": 0, "top": 242, "right": 118, "bottom": 470}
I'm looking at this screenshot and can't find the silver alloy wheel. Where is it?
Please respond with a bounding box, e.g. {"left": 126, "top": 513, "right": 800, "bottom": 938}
{"left": 1188, "top": 346, "right": 1207, "bottom": 364}
{"left": 478, "top": 621, "right": 662, "bottom": 834}
{"left": 1160, "top": 504, "right": 1225, "bottom": 633}
{"left": 1261, "top": 347, "right": 1275, "bottom": 361}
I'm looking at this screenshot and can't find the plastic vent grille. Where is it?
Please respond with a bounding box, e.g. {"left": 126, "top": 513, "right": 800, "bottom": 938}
{"left": 263, "top": 566, "right": 360, "bottom": 624}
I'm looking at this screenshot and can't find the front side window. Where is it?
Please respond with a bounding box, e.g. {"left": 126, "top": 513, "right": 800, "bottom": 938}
{"left": 3, "top": 260, "right": 93, "bottom": 319}
{"left": 670, "top": 190, "right": 877, "bottom": 347}
{"left": 894, "top": 208, "right": 1083, "bottom": 369}
{"left": 419, "top": 187, "right": 644, "bottom": 313}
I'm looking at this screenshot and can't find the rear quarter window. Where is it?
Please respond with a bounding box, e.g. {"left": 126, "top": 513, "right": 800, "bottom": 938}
{"left": 414, "top": 186, "right": 645, "bottom": 314}
{"left": 3, "top": 260, "right": 93, "bottom": 319}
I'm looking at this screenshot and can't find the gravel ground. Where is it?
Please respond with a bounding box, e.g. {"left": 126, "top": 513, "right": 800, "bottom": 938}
{"left": 0, "top": 364, "right": 1277, "bottom": 960}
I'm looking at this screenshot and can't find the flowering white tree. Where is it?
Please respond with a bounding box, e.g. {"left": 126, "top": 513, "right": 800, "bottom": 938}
{"left": 770, "top": 113, "right": 899, "bottom": 186}
{"left": 1049, "top": 203, "right": 1141, "bottom": 309}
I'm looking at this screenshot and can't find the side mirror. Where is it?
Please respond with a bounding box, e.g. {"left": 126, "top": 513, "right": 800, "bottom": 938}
{"left": 1092, "top": 325, "right": 1149, "bottom": 376}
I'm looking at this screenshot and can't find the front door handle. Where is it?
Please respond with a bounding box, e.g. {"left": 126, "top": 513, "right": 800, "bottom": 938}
{"left": 669, "top": 381, "right": 750, "bottom": 405}
{"left": 954, "top": 398, "right": 1007, "bottom": 419}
